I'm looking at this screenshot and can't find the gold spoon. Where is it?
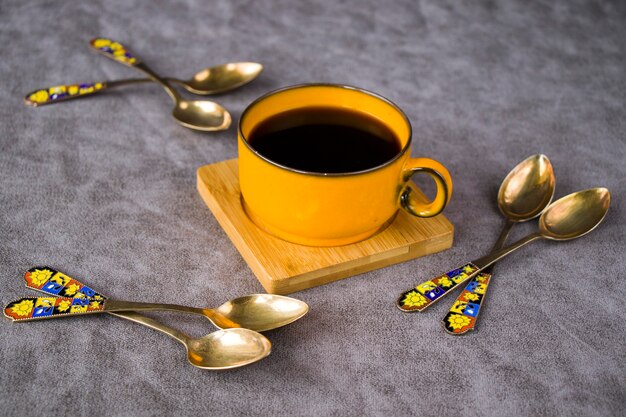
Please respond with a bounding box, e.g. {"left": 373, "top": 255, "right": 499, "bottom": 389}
{"left": 398, "top": 188, "right": 610, "bottom": 314}
{"left": 110, "top": 311, "right": 271, "bottom": 370}
{"left": 441, "top": 154, "right": 555, "bottom": 333}
{"left": 5, "top": 293, "right": 309, "bottom": 332}
{"left": 14, "top": 267, "right": 309, "bottom": 331}
{"left": 24, "top": 62, "right": 263, "bottom": 107}
{"left": 90, "top": 37, "right": 230, "bottom": 131}
{"left": 398, "top": 154, "right": 555, "bottom": 313}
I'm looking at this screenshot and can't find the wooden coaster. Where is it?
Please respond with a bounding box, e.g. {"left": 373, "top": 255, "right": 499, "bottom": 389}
{"left": 197, "top": 159, "right": 454, "bottom": 294}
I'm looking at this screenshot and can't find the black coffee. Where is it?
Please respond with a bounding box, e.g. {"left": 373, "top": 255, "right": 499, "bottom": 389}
{"left": 247, "top": 107, "right": 401, "bottom": 173}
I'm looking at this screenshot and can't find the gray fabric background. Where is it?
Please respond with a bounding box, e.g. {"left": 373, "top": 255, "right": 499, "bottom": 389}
{"left": 1, "top": 1, "right": 624, "bottom": 416}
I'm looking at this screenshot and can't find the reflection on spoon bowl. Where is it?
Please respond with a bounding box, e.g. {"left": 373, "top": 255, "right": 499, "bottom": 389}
{"left": 498, "top": 154, "right": 555, "bottom": 221}
{"left": 187, "top": 328, "right": 272, "bottom": 370}
{"left": 214, "top": 294, "right": 310, "bottom": 332}
{"left": 539, "top": 187, "right": 611, "bottom": 240}
{"left": 185, "top": 62, "right": 264, "bottom": 95}
{"left": 173, "top": 100, "right": 231, "bottom": 131}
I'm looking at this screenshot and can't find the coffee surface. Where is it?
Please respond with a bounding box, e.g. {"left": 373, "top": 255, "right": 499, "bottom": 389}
{"left": 247, "top": 107, "right": 402, "bottom": 173}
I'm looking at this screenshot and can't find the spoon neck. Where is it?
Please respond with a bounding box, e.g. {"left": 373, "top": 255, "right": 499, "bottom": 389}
{"left": 108, "top": 311, "right": 190, "bottom": 345}
{"left": 135, "top": 62, "right": 181, "bottom": 102}
{"left": 491, "top": 219, "right": 515, "bottom": 253}
{"left": 473, "top": 232, "right": 543, "bottom": 270}
{"left": 106, "top": 300, "right": 206, "bottom": 317}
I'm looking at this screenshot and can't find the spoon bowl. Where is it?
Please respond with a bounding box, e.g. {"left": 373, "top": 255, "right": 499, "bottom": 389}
{"left": 539, "top": 187, "right": 611, "bottom": 240}
{"left": 110, "top": 312, "right": 271, "bottom": 370}
{"left": 183, "top": 62, "right": 263, "bottom": 95}
{"left": 186, "top": 327, "right": 272, "bottom": 370}
{"left": 498, "top": 154, "right": 555, "bottom": 221}
{"left": 214, "top": 294, "right": 309, "bottom": 332}
{"left": 172, "top": 100, "right": 231, "bottom": 131}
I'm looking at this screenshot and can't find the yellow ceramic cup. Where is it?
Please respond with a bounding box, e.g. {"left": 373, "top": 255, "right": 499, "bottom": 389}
{"left": 238, "top": 84, "right": 452, "bottom": 247}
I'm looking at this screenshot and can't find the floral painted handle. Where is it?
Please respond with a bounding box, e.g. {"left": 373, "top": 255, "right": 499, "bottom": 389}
{"left": 441, "top": 271, "right": 492, "bottom": 334}
{"left": 23, "top": 266, "right": 107, "bottom": 300}
{"left": 24, "top": 83, "right": 107, "bottom": 107}
{"left": 5, "top": 297, "right": 106, "bottom": 321}
{"left": 90, "top": 38, "right": 139, "bottom": 66}
{"left": 397, "top": 263, "right": 480, "bottom": 312}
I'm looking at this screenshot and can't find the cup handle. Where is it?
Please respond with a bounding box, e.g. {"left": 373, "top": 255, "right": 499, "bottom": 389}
{"left": 400, "top": 157, "right": 452, "bottom": 217}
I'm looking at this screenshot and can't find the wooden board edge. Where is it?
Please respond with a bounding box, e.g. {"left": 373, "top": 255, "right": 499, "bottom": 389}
{"left": 265, "top": 230, "right": 454, "bottom": 294}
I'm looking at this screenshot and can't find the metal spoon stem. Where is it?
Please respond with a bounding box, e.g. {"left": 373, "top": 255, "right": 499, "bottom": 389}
{"left": 135, "top": 62, "right": 182, "bottom": 103}
{"left": 109, "top": 311, "right": 189, "bottom": 345}
{"left": 480, "top": 219, "right": 515, "bottom": 276}
{"left": 489, "top": 219, "right": 515, "bottom": 257}
{"left": 105, "top": 300, "right": 241, "bottom": 328}
{"left": 472, "top": 232, "right": 543, "bottom": 270}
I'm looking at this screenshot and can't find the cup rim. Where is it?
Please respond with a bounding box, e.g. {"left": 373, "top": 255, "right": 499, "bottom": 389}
{"left": 238, "top": 83, "right": 413, "bottom": 177}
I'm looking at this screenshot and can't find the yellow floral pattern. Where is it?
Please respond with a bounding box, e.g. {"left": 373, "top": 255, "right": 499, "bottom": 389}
{"left": 462, "top": 292, "right": 479, "bottom": 302}
{"left": 90, "top": 38, "right": 138, "bottom": 65}
{"left": 437, "top": 277, "right": 453, "bottom": 288}
{"left": 9, "top": 300, "right": 34, "bottom": 317}
{"left": 57, "top": 300, "right": 71, "bottom": 312}
{"left": 64, "top": 283, "right": 81, "bottom": 296}
{"left": 401, "top": 291, "right": 428, "bottom": 308}
{"left": 29, "top": 268, "right": 53, "bottom": 286}
{"left": 446, "top": 314, "right": 471, "bottom": 330}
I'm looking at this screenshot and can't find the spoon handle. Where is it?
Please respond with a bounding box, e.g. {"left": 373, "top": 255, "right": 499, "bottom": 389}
{"left": 3, "top": 296, "right": 206, "bottom": 321}
{"left": 24, "top": 78, "right": 177, "bottom": 107}
{"left": 24, "top": 82, "right": 107, "bottom": 107}
{"left": 441, "top": 220, "right": 513, "bottom": 335}
{"left": 440, "top": 271, "right": 493, "bottom": 334}
{"left": 5, "top": 296, "right": 105, "bottom": 321}
{"left": 23, "top": 266, "right": 106, "bottom": 299}
{"left": 89, "top": 38, "right": 140, "bottom": 66}
{"left": 21, "top": 267, "right": 189, "bottom": 344}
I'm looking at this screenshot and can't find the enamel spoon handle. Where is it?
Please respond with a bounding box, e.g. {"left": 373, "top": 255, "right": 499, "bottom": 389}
{"left": 397, "top": 220, "right": 515, "bottom": 313}
{"left": 441, "top": 220, "right": 513, "bottom": 334}
{"left": 4, "top": 296, "right": 225, "bottom": 322}
{"left": 23, "top": 266, "right": 107, "bottom": 299}
{"left": 24, "top": 78, "right": 170, "bottom": 107}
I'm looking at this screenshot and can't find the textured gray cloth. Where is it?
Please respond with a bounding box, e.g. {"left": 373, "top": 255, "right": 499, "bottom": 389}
{"left": 1, "top": 1, "right": 624, "bottom": 416}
